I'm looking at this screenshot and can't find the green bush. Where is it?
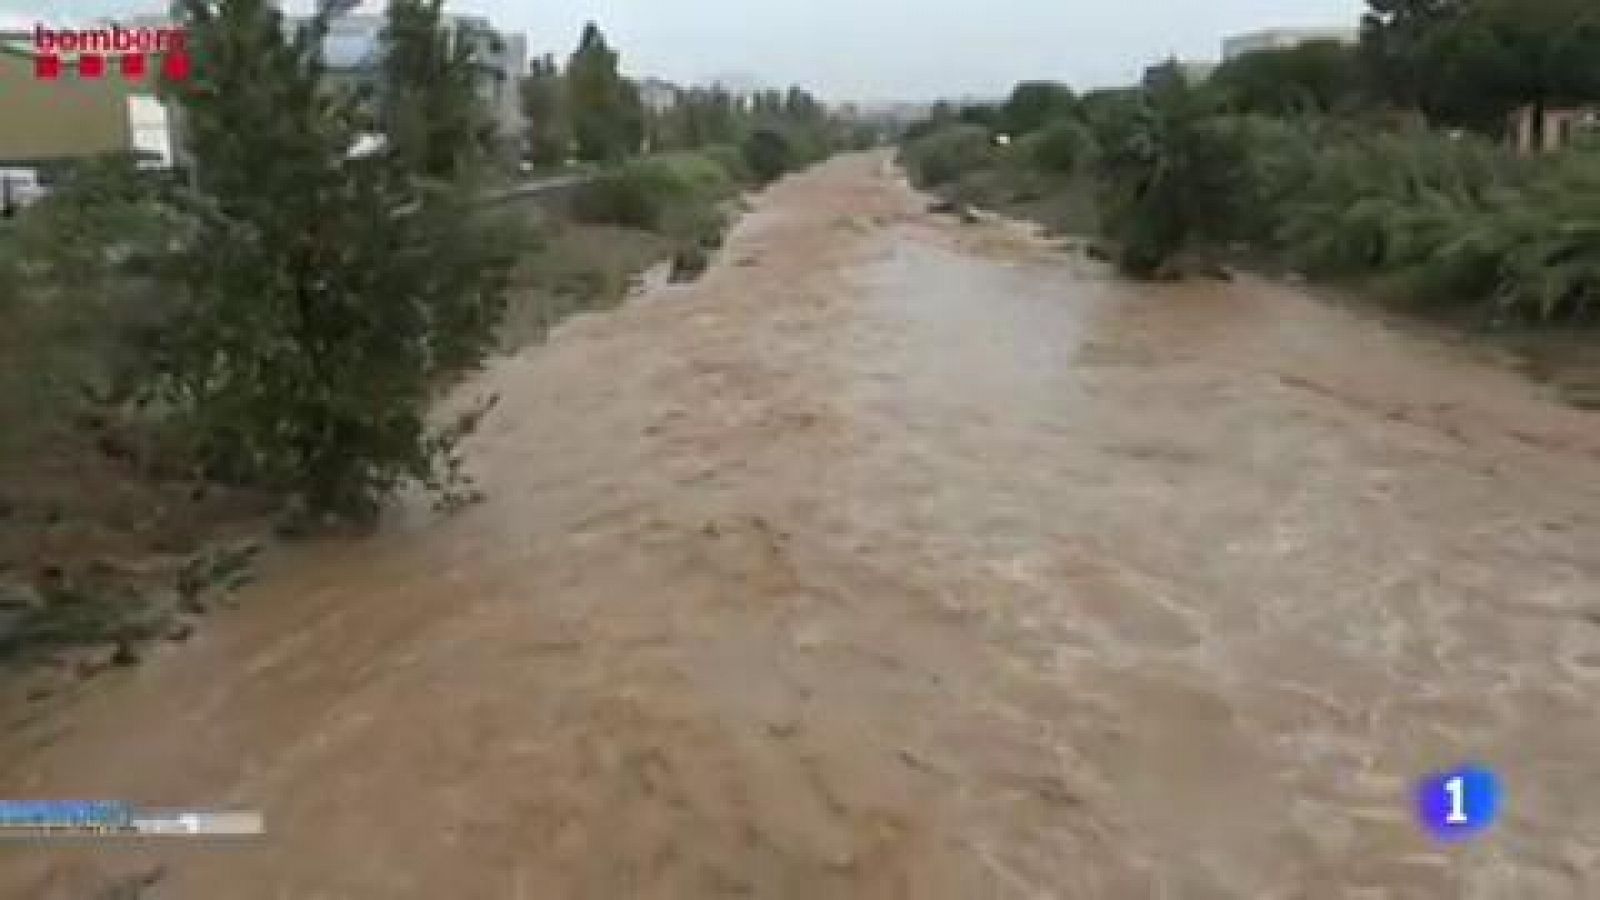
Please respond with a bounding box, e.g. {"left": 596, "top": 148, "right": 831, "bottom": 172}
{"left": 1020, "top": 119, "right": 1094, "bottom": 173}
{"left": 1001, "top": 81, "right": 1079, "bottom": 136}
{"left": 1091, "top": 80, "right": 1243, "bottom": 277}
{"left": 1222, "top": 120, "right": 1600, "bottom": 323}
{"left": 899, "top": 124, "right": 997, "bottom": 187}
{"left": 1203, "top": 114, "right": 1321, "bottom": 245}
{"left": 1472, "top": 147, "right": 1600, "bottom": 322}
{"left": 741, "top": 128, "right": 794, "bottom": 184}
{"left": 571, "top": 153, "right": 734, "bottom": 231}
{"left": 700, "top": 142, "right": 755, "bottom": 185}
{"left": 569, "top": 152, "right": 736, "bottom": 281}
{"left": 1273, "top": 128, "right": 1512, "bottom": 276}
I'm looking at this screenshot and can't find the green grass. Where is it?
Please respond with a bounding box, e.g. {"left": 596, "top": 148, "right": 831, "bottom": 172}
{"left": 500, "top": 222, "right": 671, "bottom": 350}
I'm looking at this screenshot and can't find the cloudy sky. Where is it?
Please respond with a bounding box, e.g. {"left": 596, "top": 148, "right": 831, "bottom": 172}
{"left": 3, "top": 0, "right": 1366, "bottom": 103}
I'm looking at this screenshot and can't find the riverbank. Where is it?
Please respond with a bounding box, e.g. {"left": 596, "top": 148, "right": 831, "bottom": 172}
{"left": 920, "top": 162, "right": 1600, "bottom": 413}
{"left": 0, "top": 151, "right": 752, "bottom": 690}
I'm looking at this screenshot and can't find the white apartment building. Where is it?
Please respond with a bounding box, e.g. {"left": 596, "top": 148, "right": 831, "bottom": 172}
{"left": 1223, "top": 27, "right": 1359, "bottom": 61}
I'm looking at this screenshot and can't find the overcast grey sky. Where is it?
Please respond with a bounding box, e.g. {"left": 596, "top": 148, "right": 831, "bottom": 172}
{"left": 5, "top": 0, "right": 1367, "bottom": 104}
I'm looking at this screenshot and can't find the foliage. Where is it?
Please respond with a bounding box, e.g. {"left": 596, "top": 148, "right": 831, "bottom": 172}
{"left": 958, "top": 104, "right": 1002, "bottom": 131}
{"left": 699, "top": 142, "right": 755, "bottom": 185}
{"left": 1271, "top": 126, "right": 1511, "bottom": 275}
{"left": 1019, "top": 119, "right": 1094, "bottom": 173}
{"left": 899, "top": 124, "right": 997, "bottom": 187}
{"left": 571, "top": 153, "right": 735, "bottom": 235}
{"left": 1001, "top": 81, "right": 1078, "bottom": 136}
{"left": 1091, "top": 78, "right": 1243, "bottom": 276}
{"left": 566, "top": 23, "right": 644, "bottom": 162}
{"left": 1480, "top": 146, "right": 1600, "bottom": 321}
{"left": 9, "top": 157, "right": 175, "bottom": 288}
{"left": 1360, "top": 0, "right": 1464, "bottom": 111}
{"left": 657, "top": 87, "right": 743, "bottom": 150}
{"left": 1201, "top": 114, "right": 1321, "bottom": 245}
{"left": 160, "top": 0, "right": 516, "bottom": 519}
{"left": 0, "top": 160, "right": 177, "bottom": 442}
{"left": 1212, "top": 41, "right": 1367, "bottom": 116}
{"left": 381, "top": 0, "right": 493, "bottom": 178}
{"left": 741, "top": 128, "right": 793, "bottom": 184}
{"left": 1361, "top": 0, "right": 1600, "bottom": 132}
{"left": 520, "top": 54, "right": 569, "bottom": 167}
{"left": 1271, "top": 130, "right": 1600, "bottom": 322}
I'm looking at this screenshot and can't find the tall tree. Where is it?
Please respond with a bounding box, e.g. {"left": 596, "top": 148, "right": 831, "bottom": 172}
{"left": 164, "top": 0, "right": 514, "bottom": 518}
{"left": 1092, "top": 76, "right": 1241, "bottom": 278}
{"left": 1363, "top": 0, "right": 1600, "bottom": 132}
{"left": 565, "top": 22, "right": 642, "bottom": 161}
{"left": 1360, "top": 0, "right": 1464, "bottom": 111}
{"left": 520, "top": 54, "right": 568, "bottom": 166}
{"left": 381, "top": 0, "right": 490, "bottom": 179}
{"left": 1211, "top": 41, "right": 1367, "bottom": 117}
{"left": 1426, "top": 0, "right": 1600, "bottom": 132}
{"left": 1001, "top": 81, "right": 1079, "bottom": 136}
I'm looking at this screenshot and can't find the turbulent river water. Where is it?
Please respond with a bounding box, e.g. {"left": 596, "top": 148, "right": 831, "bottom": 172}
{"left": 3, "top": 152, "right": 1599, "bottom": 899}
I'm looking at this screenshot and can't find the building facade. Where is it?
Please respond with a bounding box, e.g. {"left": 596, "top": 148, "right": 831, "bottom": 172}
{"left": 1223, "top": 27, "right": 1359, "bottom": 61}
{"left": 637, "top": 77, "right": 681, "bottom": 114}
{"left": 0, "top": 27, "right": 176, "bottom": 170}
{"left": 1509, "top": 105, "right": 1600, "bottom": 156}
{"left": 287, "top": 11, "right": 527, "bottom": 156}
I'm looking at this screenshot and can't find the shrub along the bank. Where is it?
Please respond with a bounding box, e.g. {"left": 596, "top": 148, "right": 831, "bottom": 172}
{"left": 571, "top": 152, "right": 736, "bottom": 232}
{"left": 899, "top": 77, "right": 1600, "bottom": 323}
{"left": 1019, "top": 119, "right": 1095, "bottom": 174}
{"left": 741, "top": 128, "right": 794, "bottom": 184}
{"left": 700, "top": 142, "right": 755, "bottom": 185}
{"left": 898, "top": 124, "right": 997, "bottom": 188}
{"left": 1210, "top": 120, "right": 1600, "bottom": 322}
{"left": 570, "top": 150, "right": 742, "bottom": 282}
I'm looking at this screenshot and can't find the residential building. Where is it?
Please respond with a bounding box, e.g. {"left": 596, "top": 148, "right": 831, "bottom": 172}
{"left": 638, "top": 77, "right": 681, "bottom": 114}
{"left": 1142, "top": 59, "right": 1218, "bottom": 88}
{"left": 1223, "top": 26, "right": 1359, "bottom": 61}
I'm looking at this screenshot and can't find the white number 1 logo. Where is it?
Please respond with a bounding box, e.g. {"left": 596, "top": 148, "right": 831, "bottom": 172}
{"left": 1444, "top": 775, "right": 1468, "bottom": 824}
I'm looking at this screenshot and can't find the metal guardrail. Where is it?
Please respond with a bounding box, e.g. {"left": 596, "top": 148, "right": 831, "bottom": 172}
{"left": 484, "top": 173, "right": 591, "bottom": 202}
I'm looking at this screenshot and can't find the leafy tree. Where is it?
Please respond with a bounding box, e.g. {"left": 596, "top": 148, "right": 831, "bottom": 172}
{"left": 381, "top": 0, "right": 492, "bottom": 179}
{"left": 1360, "top": 0, "right": 1464, "bottom": 111}
{"left": 741, "top": 128, "right": 793, "bottom": 183}
{"left": 898, "top": 124, "right": 996, "bottom": 187}
{"left": 1421, "top": 0, "right": 1600, "bottom": 134}
{"left": 1361, "top": 0, "right": 1600, "bottom": 132}
{"left": 784, "top": 87, "right": 822, "bottom": 120}
{"left": 1211, "top": 41, "right": 1367, "bottom": 116}
{"left": 1020, "top": 119, "right": 1094, "bottom": 173}
{"left": 1091, "top": 77, "right": 1242, "bottom": 277}
{"left": 1080, "top": 88, "right": 1145, "bottom": 131}
{"left": 162, "top": 0, "right": 516, "bottom": 519}
{"left": 520, "top": 54, "right": 569, "bottom": 166}
{"left": 566, "top": 22, "right": 643, "bottom": 161}
{"left": 958, "top": 104, "right": 1002, "bottom": 130}
{"left": 1001, "top": 81, "right": 1078, "bottom": 135}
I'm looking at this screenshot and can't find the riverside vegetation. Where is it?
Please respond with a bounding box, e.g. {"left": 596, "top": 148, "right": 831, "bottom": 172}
{"left": 0, "top": 0, "right": 874, "bottom": 672}
{"left": 899, "top": 0, "right": 1600, "bottom": 333}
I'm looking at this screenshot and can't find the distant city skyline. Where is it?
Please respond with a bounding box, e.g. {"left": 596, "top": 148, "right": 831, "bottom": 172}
{"left": 0, "top": 0, "right": 1368, "bottom": 104}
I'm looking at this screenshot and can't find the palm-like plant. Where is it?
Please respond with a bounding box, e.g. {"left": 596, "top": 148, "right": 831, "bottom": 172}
{"left": 1091, "top": 75, "right": 1242, "bottom": 277}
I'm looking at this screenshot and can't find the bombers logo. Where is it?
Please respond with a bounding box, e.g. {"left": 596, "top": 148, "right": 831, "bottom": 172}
{"left": 19, "top": 24, "right": 191, "bottom": 81}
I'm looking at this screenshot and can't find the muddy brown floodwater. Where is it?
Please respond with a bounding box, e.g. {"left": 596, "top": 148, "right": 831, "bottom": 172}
{"left": 3, "top": 152, "right": 1600, "bottom": 899}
